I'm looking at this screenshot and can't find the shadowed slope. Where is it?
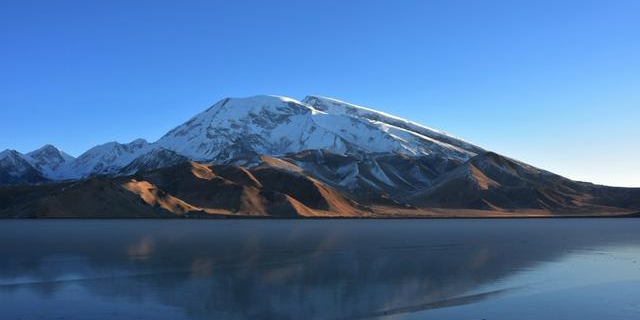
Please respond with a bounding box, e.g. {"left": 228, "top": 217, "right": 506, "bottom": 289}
{"left": 0, "top": 161, "right": 366, "bottom": 218}
{"left": 407, "top": 152, "right": 640, "bottom": 214}
{"left": 274, "top": 150, "right": 462, "bottom": 206}
{"left": 1, "top": 152, "right": 638, "bottom": 218}
{"left": 140, "top": 162, "right": 365, "bottom": 217}
{"left": 0, "top": 178, "right": 180, "bottom": 218}
{"left": 251, "top": 165, "right": 364, "bottom": 217}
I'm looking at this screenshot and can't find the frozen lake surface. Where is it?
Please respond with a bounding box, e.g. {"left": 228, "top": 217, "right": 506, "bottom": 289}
{"left": 1, "top": 219, "right": 639, "bottom": 320}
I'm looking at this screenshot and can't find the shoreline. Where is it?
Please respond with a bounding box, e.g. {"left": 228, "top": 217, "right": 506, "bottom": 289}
{"left": 2, "top": 212, "right": 638, "bottom": 220}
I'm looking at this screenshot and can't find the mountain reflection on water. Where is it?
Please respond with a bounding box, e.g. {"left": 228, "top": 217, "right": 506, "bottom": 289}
{"left": 1, "top": 219, "right": 640, "bottom": 320}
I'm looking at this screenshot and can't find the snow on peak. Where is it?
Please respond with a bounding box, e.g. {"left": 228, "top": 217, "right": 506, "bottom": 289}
{"left": 302, "top": 95, "right": 484, "bottom": 154}
{"left": 25, "top": 144, "right": 75, "bottom": 178}
{"left": 303, "top": 95, "right": 408, "bottom": 121}
{"left": 0, "top": 149, "right": 22, "bottom": 161}
{"left": 0, "top": 149, "right": 43, "bottom": 183}
{"left": 0, "top": 149, "right": 14, "bottom": 160}
{"left": 156, "top": 94, "right": 481, "bottom": 162}
{"left": 128, "top": 138, "right": 149, "bottom": 147}
{"left": 27, "top": 144, "right": 75, "bottom": 161}
{"left": 31, "top": 144, "right": 57, "bottom": 152}
{"left": 200, "top": 95, "right": 314, "bottom": 117}
{"left": 68, "top": 139, "right": 153, "bottom": 178}
{"left": 157, "top": 95, "right": 321, "bottom": 160}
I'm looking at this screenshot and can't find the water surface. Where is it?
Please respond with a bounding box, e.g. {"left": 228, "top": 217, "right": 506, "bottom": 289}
{"left": 1, "top": 219, "right": 639, "bottom": 319}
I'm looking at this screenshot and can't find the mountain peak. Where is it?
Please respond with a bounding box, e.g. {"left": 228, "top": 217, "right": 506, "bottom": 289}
{"left": 0, "top": 149, "right": 20, "bottom": 160}
{"left": 87, "top": 139, "right": 149, "bottom": 152}
{"left": 27, "top": 144, "right": 75, "bottom": 161}
{"left": 0, "top": 149, "right": 49, "bottom": 185}
{"left": 24, "top": 144, "right": 75, "bottom": 179}
{"left": 129, "top": 138, "right": 149, "bottom": 145}
{"left": 37, "top": 144, "right": 57, "bottom": 150}
{"left": 203, "top": 95, "right": 312, "bottom": 115}
{"left": 154, "top": 94, "right": 481, "bottom": 162}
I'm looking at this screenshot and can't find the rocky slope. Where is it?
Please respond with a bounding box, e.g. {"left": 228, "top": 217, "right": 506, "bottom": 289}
{"left": 2, "top": 152, "right": 638, "bottom": 218}
{"left": 0, "top": 161, "right": 365, "bottom": 218}
{"left": 254, "top": 150, "right": 640, "bottom": 215}
{"left": 404, "top": 152, "right": 640, "bottom": 214}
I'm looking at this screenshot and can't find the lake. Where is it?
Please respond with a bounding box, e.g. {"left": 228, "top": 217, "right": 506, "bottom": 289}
{"left": 1, "top": 219, "right": 639, "bottom": 320}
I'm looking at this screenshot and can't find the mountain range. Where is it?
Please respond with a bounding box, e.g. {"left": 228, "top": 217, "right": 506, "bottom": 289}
{"left": 1, "top": 95, "right": 638, "bottom": 218}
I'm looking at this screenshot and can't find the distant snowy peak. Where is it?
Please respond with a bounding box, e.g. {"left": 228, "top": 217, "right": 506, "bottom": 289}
{"left": 69, "top": 139, "right": 152, "bottom": 177}
{"left": 25, "top": 144, "right": 75, "bottom": 178}
{"left": 13, "top": 139, "right": 181, "bottom": 180}
{"left": 0, "top": 149, "right": 49, "bottom": 185}
{"left": 0, "top": 149, "right": 15, "bottom": 160}
{"left": 27, "top": 144, "right": 74, "bottom": 161}
{"left": 0, "top": 149, "right": 28, "bottom": 166}
{"left": 157, "top": 95, "right": 481, "bottom": 163}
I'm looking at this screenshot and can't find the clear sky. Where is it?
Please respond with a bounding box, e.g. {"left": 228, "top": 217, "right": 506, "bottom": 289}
{"left": 1, "top": 0, "right": 639, "bottom": 187}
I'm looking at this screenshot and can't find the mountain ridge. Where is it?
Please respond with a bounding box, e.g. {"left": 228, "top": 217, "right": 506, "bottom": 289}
{"left": 1, "top": 95, "right": 638, "bottom": 217}
{"left": 2, "top": 95, "right": 480, "bottom": 183}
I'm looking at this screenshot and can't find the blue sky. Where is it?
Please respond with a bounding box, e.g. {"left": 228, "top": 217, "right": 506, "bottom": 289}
{"left": 1, "top": 0, "right": 638, "bottom": 187}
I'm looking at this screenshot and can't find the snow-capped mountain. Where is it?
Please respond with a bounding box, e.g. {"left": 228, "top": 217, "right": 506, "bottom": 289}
{"left": 0, "top": 149, "right": 49, "bottom": 185}
{"left": 67, "top": 139, "right": 153, "bottom": 178}
{"left": 25, "top": 144, "right": 75, "bottom": 179}
{"left": 156, "top": 95, "right": 481, "bottom": 162}
{"left": 2, "top": 95, "right": 485, "bottom": 183}
{"left": 2, "top": 94, "right": 639, "bottom": 217}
